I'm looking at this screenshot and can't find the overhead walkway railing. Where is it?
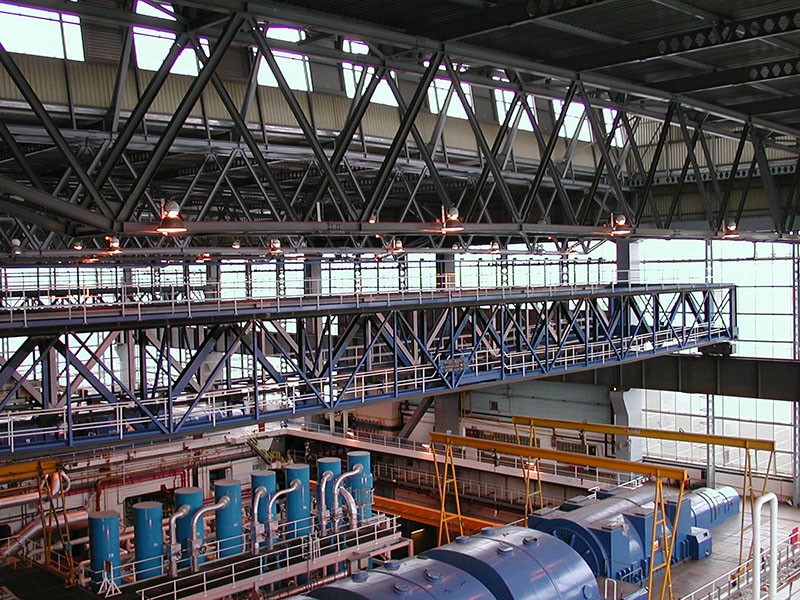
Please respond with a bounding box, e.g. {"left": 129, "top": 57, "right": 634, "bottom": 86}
{"left": 511, "top": 416, "right": 775, "bottom": 567}
{"left": 429, "top": 432, "right": 688, "bottom": 600}
{"left": 0, "top": 283, "right": 735, "bottom": 455}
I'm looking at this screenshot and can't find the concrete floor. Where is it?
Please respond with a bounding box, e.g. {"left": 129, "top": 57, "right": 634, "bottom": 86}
{"left": 668, "top": 500, "right": 800, "bottom": 598}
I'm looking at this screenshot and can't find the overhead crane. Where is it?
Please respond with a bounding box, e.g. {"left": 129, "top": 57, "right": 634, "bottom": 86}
{"left": 511, "top": 415, "right": 776, "bottom": 568}
{"left": 430, "top": 432, "right": 689, "bottom": 600}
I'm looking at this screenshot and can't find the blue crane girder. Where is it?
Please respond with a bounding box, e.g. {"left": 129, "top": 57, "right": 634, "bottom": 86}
{"left": 0, "top": 283, "right": 735, "bottom": 455}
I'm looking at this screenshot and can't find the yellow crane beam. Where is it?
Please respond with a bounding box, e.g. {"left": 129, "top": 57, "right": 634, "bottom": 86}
{"left": 511, "top": 415, "right": 774, "bottom": 451}
{"left": 0, "top": 459, "right": 60, "bottom": 485}
{"left": 429, "top": 432, "right": 688, "bottom": 481}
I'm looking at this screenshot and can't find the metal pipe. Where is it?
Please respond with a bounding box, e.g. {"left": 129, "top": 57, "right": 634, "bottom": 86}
{"left": 169, "top": 504, "right": 190, "bottom": 577}
{"left": 752, "top": 492, "right": 778, "bottom": 600}
{"left": 189, "top": 496, "right": 230, "bottom": 572}
{"left": 251, "top": 486, "right": 267, "bottom": 555}
{"left": 332, "top": 463, "right": 363, "bottom": 532}
{"left": 266, "top": 479, "right": 301, "bottom": 549}
{"left": 338, "top": 487, "right": 358, "bottom": 531}
{"left": 1, "top": 509, "right": 88, "bottom": 558}
{"left": 317, "top": 470, "right": 334, "bottom": 533}
{"left": 0, "top": 470, "right": 68, "bottom": 510}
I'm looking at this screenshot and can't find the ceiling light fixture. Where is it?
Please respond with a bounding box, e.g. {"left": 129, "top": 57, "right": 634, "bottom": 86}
{"left": 721, "top": 218, "right": 740, "bottom": 239}
{"left": 488, "top": 240, "right": 501, "bottom": 254}
{"left": 106, "top": 236, "right": 122, "bottom": 255}
{"left": 156, "top": 200, "right": 187, "bottom": 235}
{"left": 269, "top": 238, "right": 283, "bottom": 255}
{"left": 232, "top": 239, "right": 241, "bottom": 250}
{"left": 440, "top": 205, "right": 464, "bottom": 234}
{"left": 388, "top": 238, "right": 405, "bottom": 255}
{"left": 609, "top": 213, "right": 631, "bottom": 237}
{"left": 9, "top": 238, "right": 21, "bottom": 256}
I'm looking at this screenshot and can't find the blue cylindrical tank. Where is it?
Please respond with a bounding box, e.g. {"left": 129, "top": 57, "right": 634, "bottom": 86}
{"left": 425, "top": 526, "right": 603, "bottom": 600}
{"left": 175, "top": 486, "right": 204, "bottom": 569}
{"left": 346, "top": 451, "right": 373, "bottom": 521}
{"left": 285, "top": 464, "right": 312, "bottom": 539}
{"left": 88, "top": 510, "right": 121, "bottom": 587}
{"left": 251, "top": 470, "right": 277, "bottom": 524}
{"left": 317, "top": 457, "right": 341, "bottom": 528}
{"left": 215, "top": 479, "right": 243, "bottom": 558}
{"left": 307, "top": 555, "right": 493, "bottom": 599}
{"left": 133, "top": 501, "right": 163, "bottom": 580}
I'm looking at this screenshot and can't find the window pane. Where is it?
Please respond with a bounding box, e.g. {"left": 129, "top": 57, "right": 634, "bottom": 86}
{"left": 0, "top": 2, "right": 84, "bottom": 60}
{"left": 493, "top": 86, "right": 535, "bottom": 132}
{"left": 553, "top": 99, "right": 591, "bottom": 142}
{"left": 428, "top": 78, "right": 473, "bottom": 120}
{"left": 133, "top": 1, "right": 200, "bottom": 76}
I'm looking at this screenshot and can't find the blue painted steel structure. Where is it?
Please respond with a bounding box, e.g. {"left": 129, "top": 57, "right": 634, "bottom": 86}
{"left": 133, "top": 501, "right": 163, "bottom": 580}
{"left": 0, "top": 281, "right": 735, "bottom": 454}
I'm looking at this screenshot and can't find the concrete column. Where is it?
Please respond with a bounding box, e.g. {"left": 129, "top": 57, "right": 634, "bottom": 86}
{"left": 615, "top": 239, "right": 640, "bottom": 284}
{"left": 434, "top": 393, "right": 460, "bottom": 434}
{"left": 609, "top": 388, "right": 643, "bottom": 462}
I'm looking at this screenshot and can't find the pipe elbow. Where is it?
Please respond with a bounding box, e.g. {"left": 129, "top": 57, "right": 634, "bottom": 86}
{"left": 338, "top": 487, "right": 358, "bottom": 531}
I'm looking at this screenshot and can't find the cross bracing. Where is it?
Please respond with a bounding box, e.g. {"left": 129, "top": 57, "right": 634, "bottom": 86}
{"left": 0, "top": 1, "right": 798, "bottom": 257}
{"left": 0, "top": 271, "right": 734, "bottom": 454}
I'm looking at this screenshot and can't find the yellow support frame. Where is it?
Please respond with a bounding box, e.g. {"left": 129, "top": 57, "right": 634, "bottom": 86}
{"left": 510, "top": 416, "right": 777, "bottom": 572}
{"left": 513, "top": 421, "right": 544, "bottom": 516}
{"left": 429, "top": 432, "right": 688, "bottom": 600}
{"left": 431, "top": 440, "right": 464, "bottom": 545}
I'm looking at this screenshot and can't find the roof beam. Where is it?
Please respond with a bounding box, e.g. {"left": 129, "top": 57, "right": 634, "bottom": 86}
{"left": 656, "top": 57, "right": 800, "bottom": 93}
{"left": 415, "top": 0, "right": 614, "bottom": 41}
{"left": 0, "top": 175, "right": 114, "bottom": 232}
{"left": 560, "top": 8, "right": 800, "bottom": 71}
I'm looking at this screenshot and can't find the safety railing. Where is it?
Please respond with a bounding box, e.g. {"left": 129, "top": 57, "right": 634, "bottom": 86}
{"left": 0, "top": 257, "right": 715, "bottom": 326}
{"left": 680, "top": 533, "right": 800, "bottom": 600}
{"left": 135, "top": 513, "right": 401, "bottom": 600}
{"left": 0, "top": 318, "right": 729, "bottom": 452}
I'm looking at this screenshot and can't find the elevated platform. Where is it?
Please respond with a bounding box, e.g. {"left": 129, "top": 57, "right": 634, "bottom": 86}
{"left": 0, "top": 283, "right": 734, "bottom": 455}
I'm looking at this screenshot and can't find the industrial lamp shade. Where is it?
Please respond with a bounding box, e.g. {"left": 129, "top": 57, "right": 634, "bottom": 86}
{"left": 156, "top": 201, "right": 187, "bottom": 235}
